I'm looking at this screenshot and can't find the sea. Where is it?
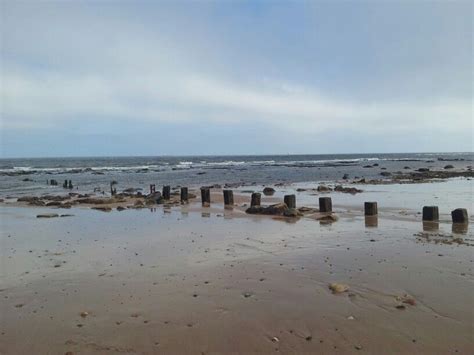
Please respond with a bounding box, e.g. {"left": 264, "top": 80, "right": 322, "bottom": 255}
{"left": 0, "top": 153, "right": 472, "bottom": 198}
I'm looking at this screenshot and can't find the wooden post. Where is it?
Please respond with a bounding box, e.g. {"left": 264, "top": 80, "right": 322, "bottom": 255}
{"left": 150, "top": 184, "right": 156, "bottom": 194}
{"left": 451, "top": 208, "right": 468, "bottom": 223}
{"left": 162, "top": 185, "right": 171, "bottom": 200}
{"left": 422, "top": 206, "right": 439, "bottom": 221}
{"left": 68, "top": 180, "right": 73, "bottom": 189}
{"left": 63, "top": 180, "right": 68, "bottom": 188}
{"left": 319, "top": 197, "right": 332, "bottom": 213}
{"left": 201, "top": 187, "right": 211, "bottom": 206}
{"left": 223, "top": 190, "right": 234, "bottom": 206}
{"left": 180, "top": 187, "right": 188, "bottom": 203}
{"left": 284, "top": 194, "right": 296, "bottom": 209}
{"left": 364, "top": 202, "right": 377, "bottom": 216}
{"left": 251, "top": 192, "right": 261, "bottom": 207}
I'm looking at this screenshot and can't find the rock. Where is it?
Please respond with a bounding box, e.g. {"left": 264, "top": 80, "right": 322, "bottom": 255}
{"left": 316, "top": 214, "right": 338, "bottom": 223}
{"left": 91, "top": 206, "right": 112, "bottom": 212}
{"left": 334, "top": 185, "right": 362, "bottom": 194}
{"left": 317, "top": 185, "right": 332, "bottom": 192}
{"left": 283, "top": 208, "right": 302, "bottom": 218}
{"left": 116, "top": 206, "right": 126, "bottom": 211}
{"left": 37, "top": 213, "right": 59, "bottom": 218}
{"left": 417, "top": 168, "right": 430, "bottom": 172}
{"left": 17, "top": 196, "right": 40, "bottom": 203}
{"left": 76, "top": 198, "right": 116, "bottom": 205}
{"left": 444, "top": 165, "right": 454, "bottom": 169}
{"left": 133, "top": 200, "right": 145, "bottom": 208}
{"left": 329, "top": 283, "right": 349, "bottom": 294}
{"left": 298, "top": 207, "right": 318, "bottom": 214}
{"left": 380, "top": 172, "right": 391, "bottom": 177}
{"left": 262, "top": 187, "right": 275, "bottom": 196}
{"left": 363, "top": 165, "right": 373, "bottom": 168}
{"left": 45, "top": 201, "right": 62, "bottom": 207}
{"left": 342, "top": 173, "right": 349, "bottom": 180}
{"left": 246, "top": 203, "right": 289, "bottom": 216}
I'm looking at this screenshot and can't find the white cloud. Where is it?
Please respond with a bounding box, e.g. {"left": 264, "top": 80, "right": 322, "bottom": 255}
{"left": 2, "top": 69, "right": 471, "bottom": 137}
{"left": 1, "top": 0, "right": 472, "bottom": 143}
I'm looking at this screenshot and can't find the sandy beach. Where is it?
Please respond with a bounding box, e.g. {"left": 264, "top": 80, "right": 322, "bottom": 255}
{"left": 1, "top": 177, "right": 473, "bottom": 354}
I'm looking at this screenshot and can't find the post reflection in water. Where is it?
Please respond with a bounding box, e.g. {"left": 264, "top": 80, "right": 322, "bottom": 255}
{"left": 365, "top": 216, "right": 378, "bottom": 228}
{"left": 452, "top": 223, "right": 469, "bottom": 235}
{"left": 422, "top": 221, "right": 439, "bottom": 232}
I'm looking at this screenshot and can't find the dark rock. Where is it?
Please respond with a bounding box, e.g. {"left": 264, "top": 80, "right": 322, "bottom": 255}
{"left": 380, "top": 172, "right": 391, "bottom": 177}
{"left": 283, "top": 208, "right": 302, "bottom": 218}
{"left": 17, "top": 196, "right": 40, "bottom": 203}
{"left": 417, "top": 168, "right": 430, "bottom": 172}
{"left": 317, "top": 185, "right": 332, "bottom": 192}
{"left": 334, "top": 185, "right": 363, "bottom": 194}
{"left": 342, "top": 174, "right": 349, "bottom": 180}
{"left": 145, "top": 192, "right": 162, "bottom": 204}
{"left": 262, "top": 187, "right": 275, "bottom": 196}
{"left": 444, "top": 165, "right": 454, "bottom": 169}
{"left": 37, "top": 213, "right": 59, "bottom": 218}
{"left": 246, "top": 203, "right": 288, "bottom": 216}
{"left": 91, "top": 206, "right": 112, "bottom": 212}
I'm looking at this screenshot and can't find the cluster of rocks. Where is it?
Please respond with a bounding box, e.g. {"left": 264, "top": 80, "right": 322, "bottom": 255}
{"left": 298, "top": 185, "right": 362, "bottom": 194}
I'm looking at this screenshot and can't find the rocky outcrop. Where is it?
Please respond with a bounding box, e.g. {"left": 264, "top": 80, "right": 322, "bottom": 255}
{"left": 246, "top": 203, "right": 288, "bottom": 215}
{"left": 334, "top": 185, "right": 363, "bottom": 194}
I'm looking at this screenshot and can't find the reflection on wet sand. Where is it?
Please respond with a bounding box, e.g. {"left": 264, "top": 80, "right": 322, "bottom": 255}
{"left": 452, "top": 222, "right": 469, "bottom": 234}
{"left": 365, "top": 215, "right": 378, "bottom": 228}
{"left": 422, "top": 221, "right": 439, "bottom": 232}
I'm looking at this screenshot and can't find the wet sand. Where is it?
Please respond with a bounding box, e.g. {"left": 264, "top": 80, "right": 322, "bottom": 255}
{"left": 1, "top": 184, "right": 473, "bottom": 355}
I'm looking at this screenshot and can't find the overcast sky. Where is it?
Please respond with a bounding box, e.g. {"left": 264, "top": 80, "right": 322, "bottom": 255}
{"left": 1, "top": 0, "right": 472, "bottom": 158}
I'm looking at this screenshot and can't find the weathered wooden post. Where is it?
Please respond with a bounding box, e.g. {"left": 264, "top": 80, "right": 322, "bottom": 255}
{"left": 284, "top": 194, "right": 296, "bottom": 209}
{"left": 150, "top": 184, "right": 156, "bottom": 194}
{"left": 364, "top": 202, "right": 377, "bottom": 216}
{"left": 63, "top": 180, "right": 68, "bottom": 188}
{"left": 451, "top": 208, "right": 468, "bottom": 223}
{"left": 201, "top": 187, "right": 211, "bottom": 206}
{"left": 162, "top": 185, "right": 171, "bottom": 200}
{"left": 180, "top": 187, "right": 188, "bottom": 203}
{"left": 319, "top": 197, "right": 332, "bottom": 213}
{"left": 422, "top": 206, "right": 439, "bottom": 221}
{"left": 68, "top": 180, "right": 73, "bottom": 189}
{"left": 251, "top": 192, "right": 261, "bottom": 207}
{"left": 223, "top": 190, "right": 234, "bottom": 206}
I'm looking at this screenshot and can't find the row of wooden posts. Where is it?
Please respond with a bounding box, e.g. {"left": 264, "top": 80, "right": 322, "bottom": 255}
{"left": 150, "top": 185, "right": 468, "bottom": 224}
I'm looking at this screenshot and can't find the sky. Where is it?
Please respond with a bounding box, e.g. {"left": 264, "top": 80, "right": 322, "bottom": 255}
{"left": 0, "top": 0, "right": 472, "bottom": 158}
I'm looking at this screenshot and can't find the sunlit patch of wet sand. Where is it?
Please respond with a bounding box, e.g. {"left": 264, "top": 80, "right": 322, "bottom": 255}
{"left": 1, "top": 191, "right": 473, "bottom": 354}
